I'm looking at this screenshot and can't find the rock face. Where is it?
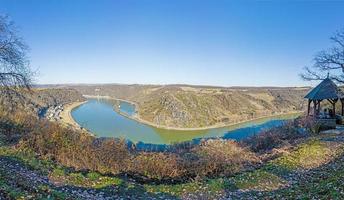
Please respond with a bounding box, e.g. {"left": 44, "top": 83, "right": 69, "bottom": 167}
{"left": 69, "top": 84, "right": 309, "bottom": 129}
{"left": 152, "top": 94, "right": 190, "bottom": 127}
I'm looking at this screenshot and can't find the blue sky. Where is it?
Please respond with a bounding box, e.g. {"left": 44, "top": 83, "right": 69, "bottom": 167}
{"left": 0, "top": 0, "right": 343, "bottom": 87}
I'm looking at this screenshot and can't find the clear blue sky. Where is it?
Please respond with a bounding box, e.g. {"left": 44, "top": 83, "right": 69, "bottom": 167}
{"left": 0, "top": 0, "right": 343, "bottom": 87}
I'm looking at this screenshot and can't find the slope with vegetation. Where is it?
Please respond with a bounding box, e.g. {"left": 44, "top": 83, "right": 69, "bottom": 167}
{"left": 0, "top": 88, "right": 85, "bottom": 118}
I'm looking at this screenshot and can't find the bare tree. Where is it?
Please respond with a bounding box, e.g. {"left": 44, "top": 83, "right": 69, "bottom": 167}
{"left": 0, "top": 15, "right": 33, "bottom": 102}
{"left": 301, "top": 29, "right": 344, "bottom": 83}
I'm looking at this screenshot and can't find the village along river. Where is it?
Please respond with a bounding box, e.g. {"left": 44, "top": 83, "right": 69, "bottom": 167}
{"left": 71, "top": 98, "right": 299, "bottom": 145}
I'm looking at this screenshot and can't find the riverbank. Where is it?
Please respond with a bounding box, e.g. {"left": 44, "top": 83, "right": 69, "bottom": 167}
{"left": 132, "top": 111, "right": 303, "bottom": 131}
{"left": 59, "top": 101, "right": 87, "bottom": 128}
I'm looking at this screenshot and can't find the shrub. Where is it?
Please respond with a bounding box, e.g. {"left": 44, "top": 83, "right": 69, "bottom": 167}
{"left": 296, "top": 116, "right": 316, "bottom": 131}
{"left": 242, "top": 121, "right": 306, "bottom": 153}
{"left": 17, "top": 117, "right": 131, "bottom": 175}
{"left": 184, "top": 139, "right": 258, "bottom": 177}
{"left": 0, "top": 111, "right": 38, "bottom": 144}
{"left": 128, "top": 152, "right": 186, "bottom": 180}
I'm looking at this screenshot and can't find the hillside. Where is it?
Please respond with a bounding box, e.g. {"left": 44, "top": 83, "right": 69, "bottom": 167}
{"left": 0, "top": 88, "right": 85, "bottom": 117}
{"left": 69, "top": 84, "right": 309, "bottom": 128}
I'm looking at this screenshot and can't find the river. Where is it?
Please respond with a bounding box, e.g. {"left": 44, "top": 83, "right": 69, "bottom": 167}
{"left": 71, "top": 98, "right": 299, "bottom": 145}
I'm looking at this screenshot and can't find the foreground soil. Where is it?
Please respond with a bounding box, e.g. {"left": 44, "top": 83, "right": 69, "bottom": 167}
{"left": 1, "top": 130, "right": 344, "bottom": 199}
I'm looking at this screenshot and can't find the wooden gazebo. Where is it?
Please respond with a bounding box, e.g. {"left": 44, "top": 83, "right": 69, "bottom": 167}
{"left": 305, "top": 77, "right": 344, "bottom": 118}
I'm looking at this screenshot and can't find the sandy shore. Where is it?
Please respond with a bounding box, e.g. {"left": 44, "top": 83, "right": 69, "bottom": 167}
{"left": 59, "top": 101, "right": 87, "bottom": 128}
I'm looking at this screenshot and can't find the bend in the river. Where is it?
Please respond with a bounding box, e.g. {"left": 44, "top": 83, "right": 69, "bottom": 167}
{"left": 71, "top": 98, "right": 300, "bottom": 145}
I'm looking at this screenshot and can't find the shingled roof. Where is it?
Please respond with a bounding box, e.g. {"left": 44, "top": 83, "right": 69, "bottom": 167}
{"left": 305, "top": 78, "right": 344, "bottom": 100}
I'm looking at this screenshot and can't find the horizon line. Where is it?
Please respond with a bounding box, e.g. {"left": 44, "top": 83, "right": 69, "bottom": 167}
{"left": 34, "top": 82, "right": 313, "bottom": 88}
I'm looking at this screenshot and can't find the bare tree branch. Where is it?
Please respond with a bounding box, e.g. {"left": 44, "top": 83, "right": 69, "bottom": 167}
{"left": 0, "top": 15, "right": 34, "bottom": 109}
{"left": 301, "top": 28, "right": 344, "bottom": 83}
{"left": 301, "top": 66, "right": 324, "bottom": 81}
{"left": 331, "top": 29, "right": 344, "bottom": 48}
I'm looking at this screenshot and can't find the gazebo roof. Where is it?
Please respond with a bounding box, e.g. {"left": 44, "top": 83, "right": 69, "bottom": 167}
{"left": 305, "top": 78, "right": 344, "bottom": 100}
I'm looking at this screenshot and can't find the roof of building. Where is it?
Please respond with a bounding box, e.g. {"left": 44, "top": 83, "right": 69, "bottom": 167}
{"left": 305, "top": 78, "right": 344, "bottom": 100}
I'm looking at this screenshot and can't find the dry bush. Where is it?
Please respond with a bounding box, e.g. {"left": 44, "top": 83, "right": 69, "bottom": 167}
{"left": 16, "top": 116, "right": 131, "bottom": 175}
{"left": 128, "top": 152, "right": 186, "bottom": 180}
{"left": 184, "top": 139, "right": 258, "bottom": 177}
{"left": 296, "top": 115, "right": 321, "bottom": 134}
{"left": 92, "top": 138, "right": 130, "bottom": 174}
{"left": 242, "top": 121, "right": 307, "bottom": 153}
{"left": 0, "top": 110, "right": 39, "bottom": 144}
{"left": 296, "top": 115, "right": 316, "bottom": 128}
{"left": 127, "top": 140, "right": 259, "bottom": 180}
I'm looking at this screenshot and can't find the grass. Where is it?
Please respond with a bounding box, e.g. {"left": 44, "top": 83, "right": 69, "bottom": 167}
{"left": 144, "top": 178, "right": 228, "bottom": 198}
{"left": 229, "top": 139, "right": 340, "bottom": 191}
{"left": 50, "top": 169, "right": 123, "bottom": 189}
{"left": 271, "top": 140, "right": 335, "bottom": 171}
{"left": 267, "top": 152, "right": 344, "bottom": 199}
{"left": 230, "top": 169, "right": 286, "bottom": 191}
{"left": 0, "top": 146, "right": 55, "bottom": 174}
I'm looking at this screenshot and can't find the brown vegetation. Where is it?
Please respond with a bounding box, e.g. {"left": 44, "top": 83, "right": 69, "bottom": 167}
{"left": 19, "top": 120, "right": 130, "bottom": 175}
{"left": 128, "top": 152, "right": 185, "bottom": 180}
{"left": 184, "top": 140, "right": 258, "bottom": 178}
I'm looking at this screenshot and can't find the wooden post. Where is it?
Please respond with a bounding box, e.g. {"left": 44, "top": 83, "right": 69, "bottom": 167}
{"left": 328, "top": 99, "right": 338, "bottom": 118}
{"left": 307, "top": 99, "right": 311, "bottom": 116}
{"left": 313, "top": 100, "right": 317, "bottom": 117}
{"left": 342, "top": 99, "right": 344, "bottom": 116}
{"left": 333, "top": 99, "right": 338, "bottom": 117}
